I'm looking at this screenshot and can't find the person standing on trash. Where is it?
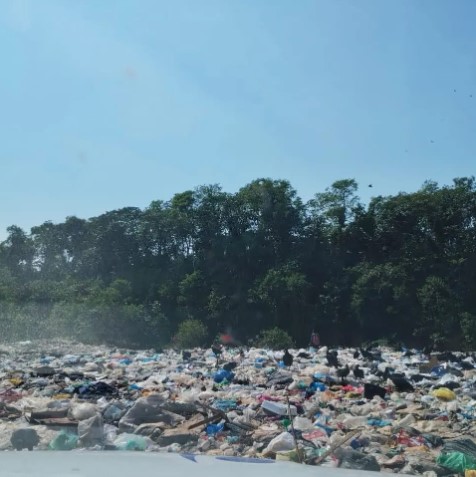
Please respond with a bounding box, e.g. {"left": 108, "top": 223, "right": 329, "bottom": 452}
{"left": 310, "top": 330, "right": 320, "bottom": 350}
{"left": 211, "top": 341, "right": 223, "bottom": 368}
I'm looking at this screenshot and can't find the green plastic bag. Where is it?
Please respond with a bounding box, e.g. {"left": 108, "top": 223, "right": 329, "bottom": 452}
{"left": 113, "top": 433, "right": 148, "bottom": 451}
{"left": 49, "top": 431, "right": 78, "bottom": 450}
{"left": 281, "top": 418, "right": 291, "bottom": 428}
{"left": 437, "top": 452, "right": 476, "bottom": 473}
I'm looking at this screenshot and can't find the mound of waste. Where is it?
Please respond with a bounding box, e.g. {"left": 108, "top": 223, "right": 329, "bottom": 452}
{"left": 0, "top": 339, "right": 474, "bottom": 474}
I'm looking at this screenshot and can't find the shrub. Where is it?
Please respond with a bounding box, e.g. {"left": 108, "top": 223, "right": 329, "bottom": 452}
{"left": 256, "top": 327, "right": 295, "bottom": 350}
{"left": 174, "top": 319, "right": 208, "bottom": 348}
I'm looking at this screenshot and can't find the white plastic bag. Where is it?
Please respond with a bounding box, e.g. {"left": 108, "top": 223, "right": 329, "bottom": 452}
{"left": 264, "top": 432, "right": 295, "bottom": 453}
{"left": 69, "top": 403, "right": 97, "bottom": 421}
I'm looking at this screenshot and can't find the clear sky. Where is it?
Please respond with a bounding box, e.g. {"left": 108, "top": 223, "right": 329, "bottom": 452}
{"left": 1, "top": 0, "right": 476, "bottom": 235}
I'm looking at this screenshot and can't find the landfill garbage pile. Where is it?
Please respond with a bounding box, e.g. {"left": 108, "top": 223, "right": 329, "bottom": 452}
{"left": 2, "top": 340, "right": 476, "bottom": 474}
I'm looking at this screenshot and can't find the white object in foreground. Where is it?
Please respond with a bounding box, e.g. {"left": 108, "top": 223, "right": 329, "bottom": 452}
{"left": 0, "top": 451, "right": 403, "bottom": 477}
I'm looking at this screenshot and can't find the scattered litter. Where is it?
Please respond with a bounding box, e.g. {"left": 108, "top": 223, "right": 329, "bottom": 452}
{"left": 0, "top": 339, "right": 473, "bottom": 473}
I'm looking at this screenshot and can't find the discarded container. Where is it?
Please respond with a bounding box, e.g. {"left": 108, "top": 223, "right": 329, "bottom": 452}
{"left": 261, "top": 400, "right": 297, "bottom": 416}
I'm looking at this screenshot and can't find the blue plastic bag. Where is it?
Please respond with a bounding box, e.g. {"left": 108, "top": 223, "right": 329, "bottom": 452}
{"left": 367, "top": 418, "right": 392, "bottom": 427}
{"left": 206, "top": 423, "right": 225, "bottom": 435}
{"left": 431, "top": 365, "right": 446, "bottom": 377}
{"left": 311, "top": 382, "right": 326, "bottom": 391}
{"left": 213, "top": 370, "right": 234, "bottom": 383}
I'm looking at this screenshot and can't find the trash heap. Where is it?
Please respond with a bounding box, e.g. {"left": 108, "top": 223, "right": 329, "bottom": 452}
{"left": 3, "top": 340, "right": 476, "bottom": 474}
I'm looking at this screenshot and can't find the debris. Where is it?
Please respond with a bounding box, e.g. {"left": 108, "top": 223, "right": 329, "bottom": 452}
{"left": 0, "top": 338, "right": 475, "bottom": 474}
{"left": 11, "top": 428, "right": 39, "bottom": 451}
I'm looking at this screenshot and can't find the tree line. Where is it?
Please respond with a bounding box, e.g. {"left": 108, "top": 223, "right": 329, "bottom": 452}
{"left": 1, "top": 177, "right": 475, "bottom": 350}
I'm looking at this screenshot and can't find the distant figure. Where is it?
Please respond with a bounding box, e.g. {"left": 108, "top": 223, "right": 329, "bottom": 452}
{"left": 211, "top": 342, "right": 222, "bottom": 356}
{"left": 211, "top": 342, "right": 223, "bottom": 368}
{"left": 353, "top": 364, "right": 364, "bottom": 379}
{"left": 182, "top": 350, "right": 191, "bottom": 361}
{"left": 310, "top": 331, "right": 320, "bottom": 349}
{"left": 283, "top": 349, "right": 294, "bottom": 367}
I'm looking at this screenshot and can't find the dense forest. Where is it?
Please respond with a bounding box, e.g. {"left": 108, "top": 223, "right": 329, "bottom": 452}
{"left": 1, "top": 177, "right": 475, "bottom": 350}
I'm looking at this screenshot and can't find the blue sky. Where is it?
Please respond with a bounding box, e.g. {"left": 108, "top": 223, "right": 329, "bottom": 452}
{"left": 1, "top": 0, "right": 476, "bottom": 235}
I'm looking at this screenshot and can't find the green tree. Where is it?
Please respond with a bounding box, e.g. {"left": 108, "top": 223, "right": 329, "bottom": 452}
{"left": 174, "top": 319, "right": 208, "bottom": 348}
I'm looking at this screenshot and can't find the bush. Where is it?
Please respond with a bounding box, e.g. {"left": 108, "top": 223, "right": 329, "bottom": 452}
{"left": 256, "top": 327, "right": 295, "bottom": 350}
{"left": 174, "top": 319, "right": 208, "bottom": 348}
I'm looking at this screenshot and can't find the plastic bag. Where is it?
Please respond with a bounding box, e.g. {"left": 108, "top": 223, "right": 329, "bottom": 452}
{"left": 292, "top": 417, "right": 314, "bottom": 431}
{"left": 78, "top": 413, "right": 104, "bottom": 445}
{"left": 206, "top": 423, "right": 224, "bottom": 435}
{"left": 113, "top": 433, "right": 149, "bottom": 451}
{"left": 423, "top": 433, "right": 444, "bottom": 448}
{"left": 367, "top": 418, "right": 392, "bottom": 427}
{"left": 118, "top": 394, "right": 183, "bottom": 433}
{"left": 264, "top": 432, "right": 295, "bottom": 453}
{"left": 213, "top": 370, "right": 234, "bottom": 383}
{"left": 69, "top": 403, "right": 97, "bottom": 421}
{"left": 49, "top": 431, "right": 78, "bottom": 450}
{"left": 437, "top": 452, "right": 476, "bottom": 473}
{"left": 311, "top": 382, "right": 326, "bottom": 391}
{"left": 443, "top": 439, "right": 476, "bottom": 458}
{"left": 302, "top": 429, "right": 328, "bottom": 446}
{"left": 432, "top": 388, "right": 456, "bottom": 401}
{"left": 336, "top": 449, "right": 381, "bottom": 471}
{"left": 103, "top": 403, "right": 126, "bottom": 422}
